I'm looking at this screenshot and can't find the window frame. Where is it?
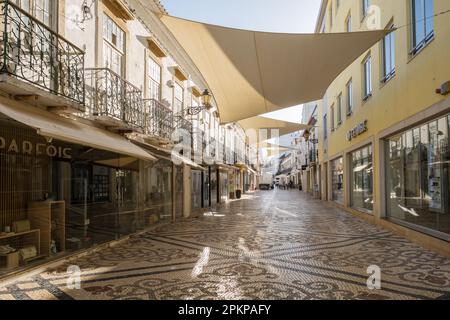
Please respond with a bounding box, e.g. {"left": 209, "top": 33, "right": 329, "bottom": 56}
{"left": 410, "top": 0, "right": 434, "bottom": 56}
{"left": 102, "top": 13, "right": 126, "bottom": 76}
{"left": 382, "top": 23, "right": 396, "bottom": 83}
{"left": 147, "top": 55, "right": 162, "bottom": 101}
{"left": 337, "top": 93, "right": 343, "bottom": 126}
{"left": 346, "top": 79, "right": 353, "bottom": 116}
{"left": 362, "top": 54, "right": 373, "bottom": 101}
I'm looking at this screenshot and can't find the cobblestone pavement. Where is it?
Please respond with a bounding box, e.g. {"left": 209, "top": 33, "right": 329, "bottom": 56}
{"left": 1, "top": 190, "right": 449, "bottom": 300}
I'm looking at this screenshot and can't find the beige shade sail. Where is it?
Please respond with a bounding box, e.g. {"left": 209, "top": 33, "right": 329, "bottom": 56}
{"left": 239, "top": 116, "right": 308, "bottom": 138}
{"left": 160, "top": 15, "right": 388, "bottom": 124}
{"left": 0, "top": 97, "right": 156, "bottom": 162}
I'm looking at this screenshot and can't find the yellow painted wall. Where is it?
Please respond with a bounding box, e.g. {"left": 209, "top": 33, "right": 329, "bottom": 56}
{"left": 316, "top": 0, "right": 450, "bottom": 217}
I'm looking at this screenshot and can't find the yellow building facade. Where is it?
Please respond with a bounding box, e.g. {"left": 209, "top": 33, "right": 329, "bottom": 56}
{"left": 316, "top": 0, "right": 450, "bottom": 256}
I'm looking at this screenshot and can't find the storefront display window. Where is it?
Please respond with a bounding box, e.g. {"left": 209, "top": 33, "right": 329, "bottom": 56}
{"left": 203, "top": 171, "right": 210, "bottom": 207}
{"left": 175, "top": 166, "right": 183, "bottom": 218}
{"left": 331, "top": 157, "right": 344, "bottom": 204}
{"left": 220, "top": 171, "right": 228, "bottom": 203}
{"left": 350, "top": 145, "right": 373, "bottom": 212}
{"left": 385, "top": 114, "right": 450, "bottom": 239}
{"left": 210, "top": 169, "right": 218, "bottom": 205}
{"left": 0, "top": 119, "right": 155, "bottom": 276}
{"left": 191, "top": 170, "right": 202, "bottom": 210}
{"left": 142, "top": 159, "right": 173, "bottom": 223}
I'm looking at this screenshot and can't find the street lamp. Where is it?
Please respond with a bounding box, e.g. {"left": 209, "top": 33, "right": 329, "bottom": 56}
{"left": 303, "top": 129, "right": 311, "bottom": 142}
{"left": 185, "top": 89, "right": 213, "bottom": 116}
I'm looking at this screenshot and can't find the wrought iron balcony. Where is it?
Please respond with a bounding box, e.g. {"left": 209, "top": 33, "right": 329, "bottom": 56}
{"left": 173, "top": 113, "right": 192, "bottom": 134}
{"left": 84, "top": 68, "right": 144, "bottom": 132}
{"left": 143, "top": 99, "right": 174, "bottom": 141}
{"left": 0, "top": 0, "right": 85, "bottom": 111}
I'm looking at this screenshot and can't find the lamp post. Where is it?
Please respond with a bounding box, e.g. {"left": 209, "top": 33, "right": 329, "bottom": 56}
{"left": 185, "top": 89, "right": 213, "bottom": 116}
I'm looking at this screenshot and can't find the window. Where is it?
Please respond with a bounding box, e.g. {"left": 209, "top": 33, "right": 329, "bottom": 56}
{"left": 336, "top": 0, "right": 340, "bottom": 10}
{"left": 351, "top": 145, "right": 373, "bottom": 212}
{"left": 173, "top": 82, "right": 184, "bottom": 114}
{"left": 382, "top": 25, "right": 396, "bottom": 82}
{"left": 103, "top": 14, "right": 125, "bottom": 76}
{"left": 385, "top": 114, "right": 450, "bottom": 240}
{"left": 346, "top": 14, "right": 352, "bottom": 32}
{"left": 346, "top": 80, "right": 353, "bottom": 116}
{"left": 148, "top": 57, "right": 161, "bottom": 100}
{"left": 363, "top": 55, "right": 372, "bottom": 100}
{"left": 13, "top": 0, "right": 52, "bottom": 27}
{"left": 324, "top": 114, "right": 328, "bottom": 140}
{"left": 330, "top": 104, "right": 335, "bottom": 131}
{"left": 337, "top": 93, "right": 343, "bottom": 125}
{"left": 362, "top": 0, "right": 370, "bottom": 18}
{"left": 331, "top": 157, "right": 344, "bottom": 204}
{"left": 411, "top": 0, "right": 434, "bottom": 55}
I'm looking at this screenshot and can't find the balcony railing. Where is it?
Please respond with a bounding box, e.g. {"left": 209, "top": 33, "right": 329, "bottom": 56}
{"left": 85, "top": 68, "right": 143, "bottom": 130}
{"left": 144, "top": 99, "right": 174, "bottom": 140}
{"left": 173, "top": 113, "right": 192, "bottom": 134}
{"left": 0, "top": 0, "right": 85, "bottom": 106}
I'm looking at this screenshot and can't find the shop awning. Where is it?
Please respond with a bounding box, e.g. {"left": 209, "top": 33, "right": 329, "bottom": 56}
{"left": 239, "top": 116, "right": 309, "bottom": 139}
{"left": 0, "top": 97, "right": 157, "bottom": 162}
{"left": 160, "top": 15, "right": 388, "bottom": 123}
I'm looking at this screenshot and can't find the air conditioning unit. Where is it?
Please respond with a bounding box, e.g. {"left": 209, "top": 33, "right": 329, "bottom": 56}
{"left": 167, "top": 80, "right": 175, "bottom": 88}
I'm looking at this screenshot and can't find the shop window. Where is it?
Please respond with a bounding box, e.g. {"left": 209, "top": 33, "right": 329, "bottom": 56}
{"left": 350, "top": 145, "right": 373, "bottom": 212}
{"left": 0, "top": 119, "right": 151, "bottom": 276}
{"left": 191, "top": 170, "right": 202, "bottom": 210}
{"left": 331, "top": 157, "right": 344, "bottom": 204}
{"left": 385, "top": 114, "right": 450, "bottom": 239}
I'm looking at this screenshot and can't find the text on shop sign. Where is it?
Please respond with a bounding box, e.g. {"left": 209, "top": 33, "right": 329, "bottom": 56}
{"left": 0, "top": 136, "right": 72, "bottom": 159}
{"left": 347, "top": 121, "right": 368, "bottom": 141}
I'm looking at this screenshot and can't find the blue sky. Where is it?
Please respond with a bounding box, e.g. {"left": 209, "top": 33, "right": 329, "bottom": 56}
{"left": 160, "top": 0, "right": 322, "bottom": 123}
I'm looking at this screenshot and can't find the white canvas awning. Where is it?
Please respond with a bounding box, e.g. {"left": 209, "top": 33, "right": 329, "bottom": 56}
{"left": 160, "top": 15, "right": 388, "bottom": 123}
{"left": 0, "top": 97, "right": 156, "bottom": 162}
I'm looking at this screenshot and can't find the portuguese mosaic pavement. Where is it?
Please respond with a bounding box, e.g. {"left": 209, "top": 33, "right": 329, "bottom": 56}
{"left": 0, "top": 190, "right": 449, "bottom": 300}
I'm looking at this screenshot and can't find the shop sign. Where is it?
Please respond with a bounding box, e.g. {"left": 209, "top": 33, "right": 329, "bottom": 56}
{"left": 0, "top": 136, "right": 72, "bottom": 159}
{"left": 347, "top": 121, "right": 368, "bottom": 141}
